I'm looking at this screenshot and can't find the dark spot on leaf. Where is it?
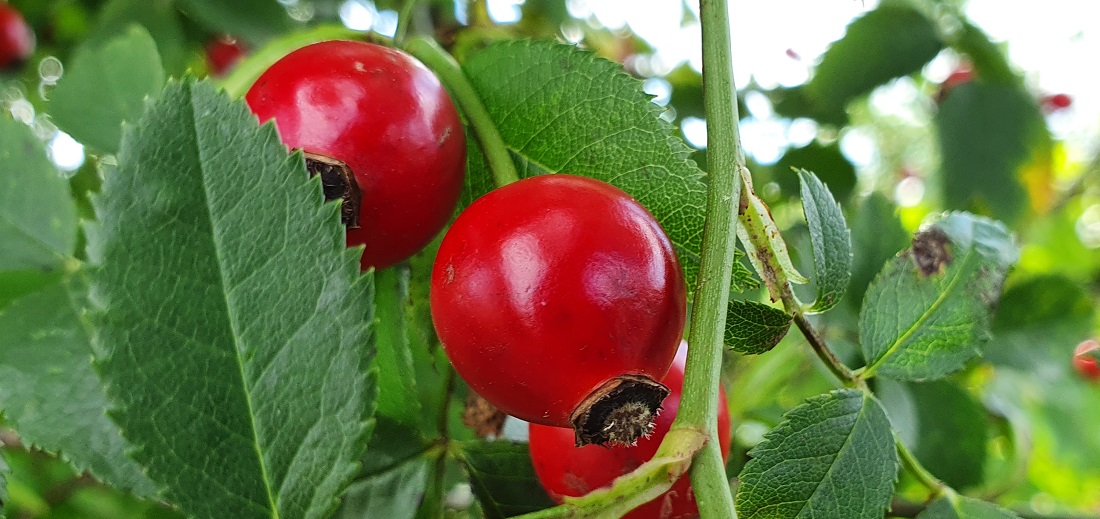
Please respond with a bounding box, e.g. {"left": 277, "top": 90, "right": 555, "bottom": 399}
{"left": 910, "top": 227, "right": 951, "bottom": 276}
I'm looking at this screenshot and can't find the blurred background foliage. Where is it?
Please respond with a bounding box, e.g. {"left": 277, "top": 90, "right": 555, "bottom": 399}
{"left": 1, "top": 0, "right": 1098, "bottom": 517}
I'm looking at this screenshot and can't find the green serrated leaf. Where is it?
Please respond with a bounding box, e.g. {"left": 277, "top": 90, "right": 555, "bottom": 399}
{"left": 881, "top": 380, "right": 987, "bottom": 490}
{"left": 725, "top": 299, "right": 792, "bottom": 355}
{"left": 50, "top": 25, "right": 165, "bottom": 153}
{"left": 89, "top": 79, "right": 375, "bottom": 519}
{"left": 799, "top": 170, "right": 851, "bottom": 313}
{"left": 937, "top": 81, "right": 1052, "bottom": 225}
{"left": 359, "top": 417, "right": 428, "bottom": 477}
{"left": 462, "top": 39, "right": 755, "bottom": 292}
{"left": 0, "top": 275, "right": 156, "bottom": 496}
{"left": 338, "top": 457, "right": 429, "bottom": 519}
{"left": 986, "top": 275, "right": 1095, "bottom": 373}
{"left": 0, "top": 117, "right": 77, "bottom": 272}
{"left": 807, "top": 4, "right": 943, "bottom": 115}
{"left": 174, "top": 0, "right": 293, "bottom": 44}
{"left": 460, "top": 440, "right": 555, "bottom": 519}
{"left": 374, "top": 267, "right": 421, "bottom": 428}
{"left": 917, "top": 495, "right": 1021, "bottom": 519}
{"left": 847, "top": 194, "right": 908, "bottom": 310}
{"left": 860, "top": 213, "right": 1016, "bottom": 380}
{"left": 87, "top": 0, "right": 186, "bottom": 73}
{"left": 735, "top": 389, "right": 898, "bottom": 519}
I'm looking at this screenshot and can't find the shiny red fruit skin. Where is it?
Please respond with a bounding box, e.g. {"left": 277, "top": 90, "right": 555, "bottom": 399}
{"left": 205, "top": 36, "right": 246, "bottom": 77}
{"left": 430, "top": 174, "right": 686, "bottom": 427}
{"left": 0, "top": 3, "right": 34, "bottom": 70}
{"left": 529, "top": 346, "right": 731, "bottom": 519}
{"left": 1074, "top": 340, "right": 1100, "bottom": 381}
{"left": 246, "top": 40, "right": 466, "bottom": 270}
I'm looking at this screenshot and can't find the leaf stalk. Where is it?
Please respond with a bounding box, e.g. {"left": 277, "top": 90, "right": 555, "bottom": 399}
{"left": 402, "top": 36, "right": 521, "bottom": 188}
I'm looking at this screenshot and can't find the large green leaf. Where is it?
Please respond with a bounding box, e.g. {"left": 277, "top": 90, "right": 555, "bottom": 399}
{"left": 337, "top": 458, "right": 429, "bottom": 519}
{"left": 87, "top": 0, "right": 186, "bottom": 73}
{"left": 799, "top": 170, "right": 851, "bottom": 313}
{"left": 985, "top": 275, "right": 1094, "bottom": 375}
{"left": 860, "top": 213, "right": 1016, "bottom": 380}
{"left": 880, "top": 380, "right": 987, "bottom": 490}
{"left": 49, "top": 25, "right": 166, "bottom": 154}
{"left": 937, "top": 81, "right": 1052, "bottom": 225}
{"left": 725, "top": 299, "right": 792, "bottom": 355}
{"left": 174, "top": 0, "right": 293, "bottom": 44}
{"left": 0, "top": 275, "right": 156, "bottom": 496}
{"left": 0, "top": 117, "right": 77, "bottom": 272}
{"left": 916, "top": 495, "right": 1020, "bottom": 518}
{"left": 89, "top": 80, "right": 375, "bottom": 519}
{"left": 463, "top": 40, "right": 755, "bottom": 292}
{"left": 807, "top": 4, "right": 943, "bottom": 116}
{"left": 460, "top": 440, "right": 555, "bottom": 519}
{"left": 735, "top": 389, "right": 897, "bottom": 519}
{"left": 374, "top": 267, "right": 421, "bottom": 428}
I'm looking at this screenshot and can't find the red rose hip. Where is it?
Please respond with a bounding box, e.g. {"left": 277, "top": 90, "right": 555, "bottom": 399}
{"left": 205, "top": 35, "right": 246, "bottom": 77}
{"left": 0, "top": 3, "right": 34, "bottom": 71}
{"left": 246, "top": 40, "right": 465, "bottom": 270}
{"left": 1074, "top": 339, "right": 1100, "bottom": 381}
{"left": 528, "top": 344, "right": 731, "bottom": 518}
{"left": 431, "top": 174, "right": 687, "bottom": 446}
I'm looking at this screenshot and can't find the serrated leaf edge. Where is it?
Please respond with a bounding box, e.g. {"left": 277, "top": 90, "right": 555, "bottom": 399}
{"left": 798, "top": 169, "right": 852, "bottom": 313}
{"left": 85, "top": 77, "right": 375, "bottom": 519}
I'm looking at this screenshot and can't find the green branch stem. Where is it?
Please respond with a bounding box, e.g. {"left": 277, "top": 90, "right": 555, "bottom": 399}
{"left": 661, "top": 0, "right": 744, "bottom": 517}
{"left": 402, "top": 36, "right": 520, "bottom": 187}
{"left": 896, "top": 432, "right": 949, "bottom": 500}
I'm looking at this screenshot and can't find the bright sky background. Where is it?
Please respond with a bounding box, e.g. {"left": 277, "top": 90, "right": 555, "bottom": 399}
{"left": 14, "top": 0, "right": 1099, "bottom": 203}
{"left": 556, "top": 0, "right": 1099, "bottom": 165}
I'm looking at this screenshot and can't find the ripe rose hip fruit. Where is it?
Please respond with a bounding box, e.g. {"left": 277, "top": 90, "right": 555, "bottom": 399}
{"left": 934, "top": 67, "right": 974, "bottom": 104}
{"left": 0, "top": 3, "right": 34, "bottom": 71}
{"left": 529, "top": 344, "right": 731, "bottom": 519}
{"left": 205, "top": 35, "right": 246, "bottom": 77}
{"left": 1041, "top": 93, "right": 1073, "bottom": 113}
{"left": 431, "top": 174, "right": 686, "bottom": 446}
{"left": 1073, "top": 340, "right": 1100, "bottom": 381}
{"left": 246, "top": 40, "right": 465, "bottom": 270}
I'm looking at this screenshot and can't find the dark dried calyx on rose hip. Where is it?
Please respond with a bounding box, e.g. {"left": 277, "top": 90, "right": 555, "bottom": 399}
{"left": 570, "top": 374, "right": 670, "bottom": 447}
{"left": 304, "top": 152, "right": 362, "bottom": 228}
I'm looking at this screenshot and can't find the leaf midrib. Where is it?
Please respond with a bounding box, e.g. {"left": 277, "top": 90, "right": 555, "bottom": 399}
{"left": 187, "top": 88, "right": 280, "bottom": 519}
{"left": 863, "top": 245, "right": 978, "bottom": 377}
{"left": 792, "top": 391, "right": 867, "bottom": 519}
